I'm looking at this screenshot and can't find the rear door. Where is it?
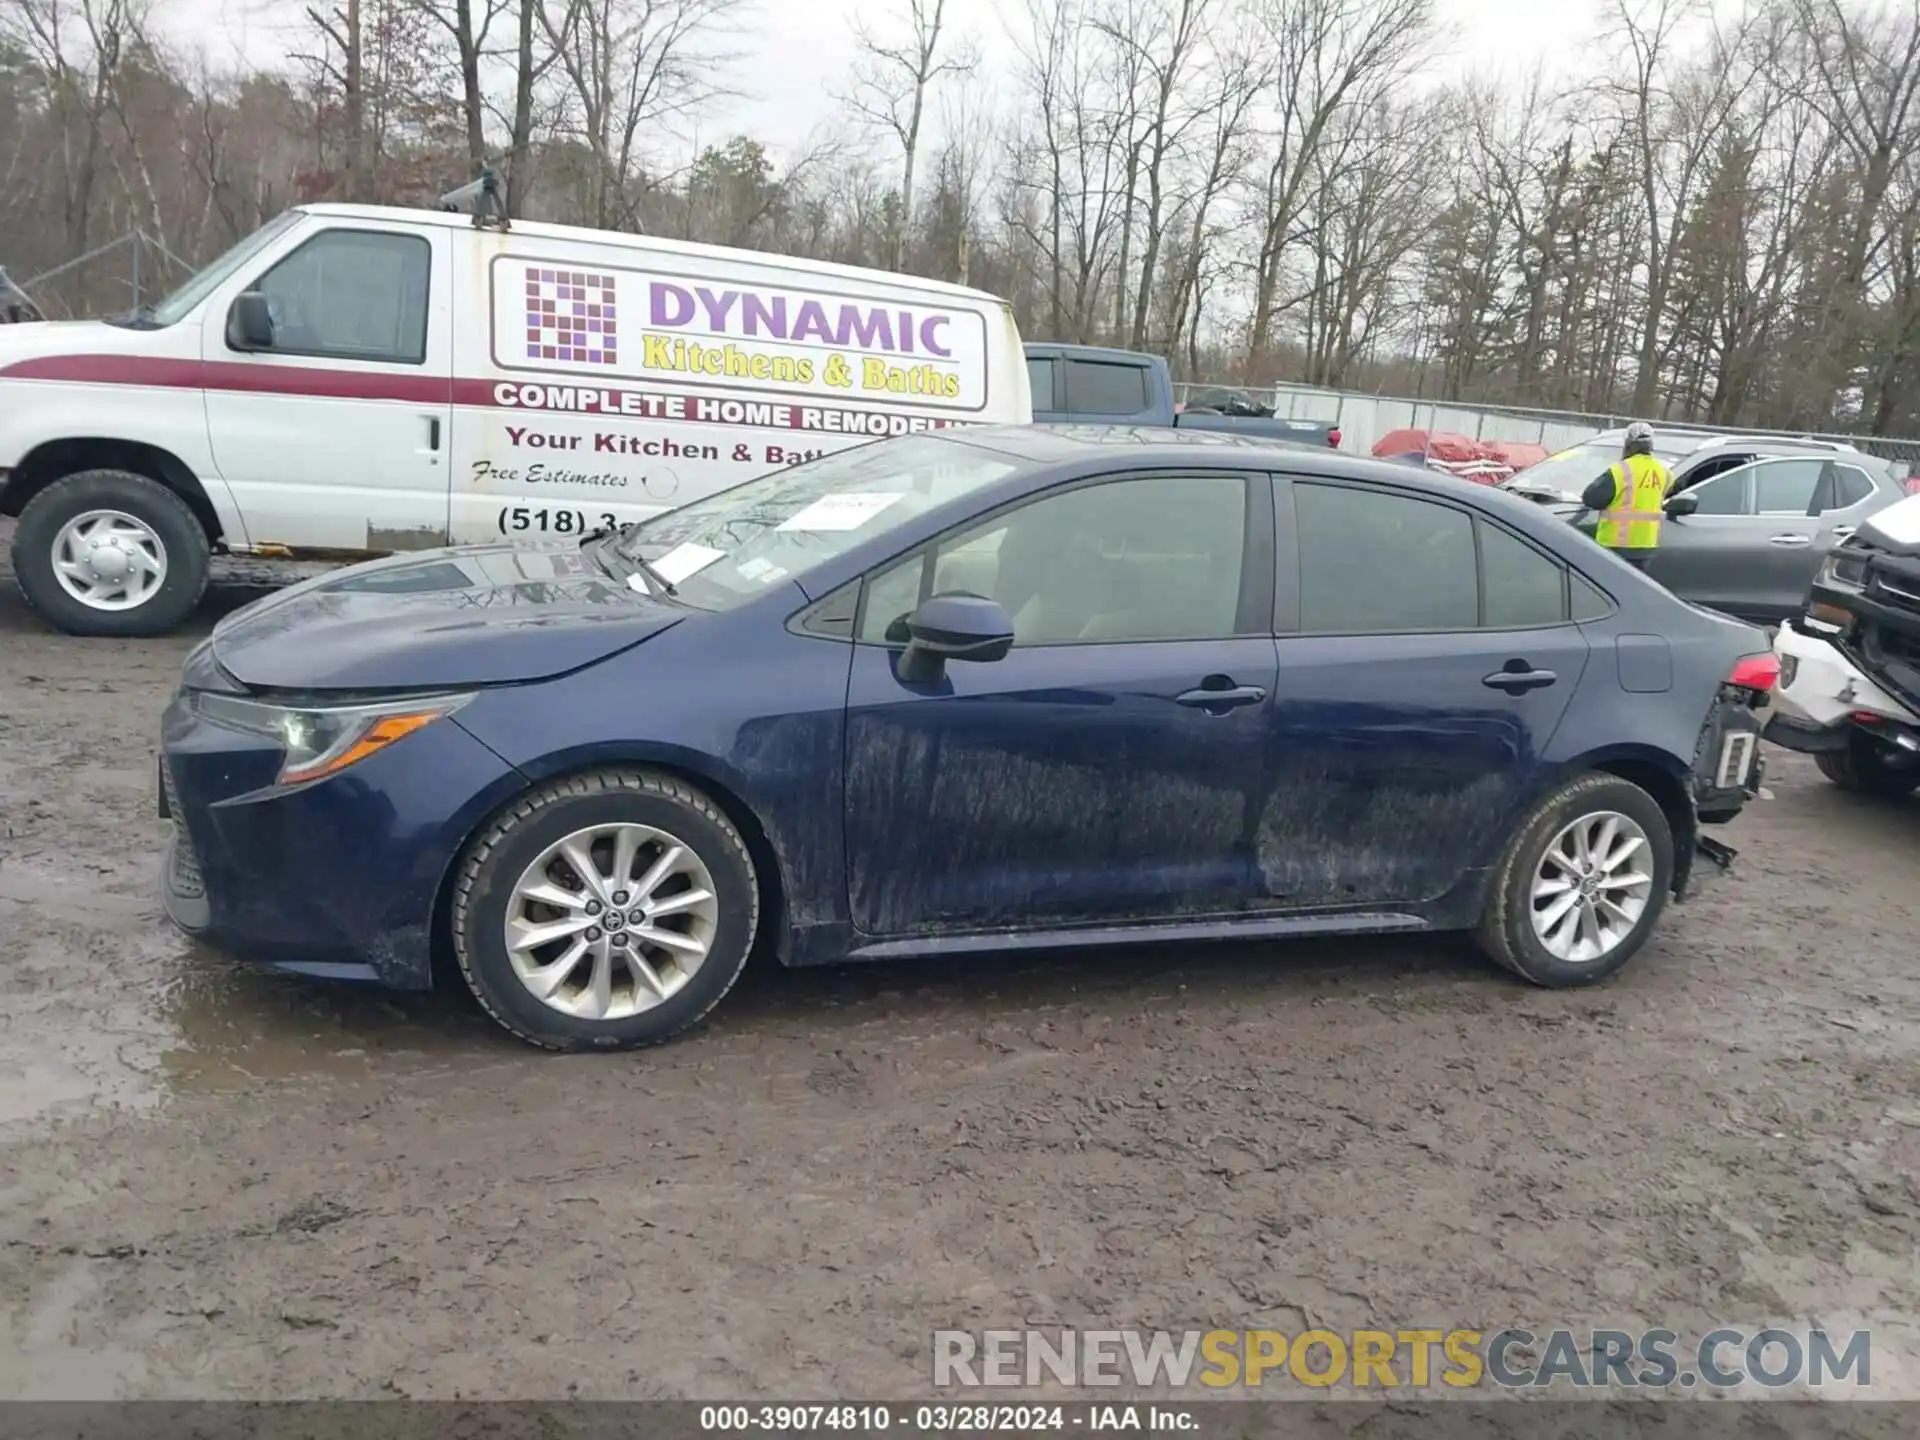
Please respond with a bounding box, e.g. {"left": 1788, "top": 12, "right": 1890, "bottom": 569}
{"left": 1255, "top": 478, "right": 1591, "bottom": 910}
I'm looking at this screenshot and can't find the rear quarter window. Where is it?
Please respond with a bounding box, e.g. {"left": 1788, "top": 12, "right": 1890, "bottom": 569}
{"left": 1063, "top": 359, "right": 1150, "bottom": 416}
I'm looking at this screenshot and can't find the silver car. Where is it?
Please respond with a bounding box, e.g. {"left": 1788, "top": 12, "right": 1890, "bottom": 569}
{"left": 1510, "top": 435, "right": 1912, "bottom": 624}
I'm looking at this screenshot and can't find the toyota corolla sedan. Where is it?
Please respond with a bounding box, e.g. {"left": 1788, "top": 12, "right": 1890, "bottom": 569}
{"left": 159, "top": 426, "right": 1775, "bottom": 1050}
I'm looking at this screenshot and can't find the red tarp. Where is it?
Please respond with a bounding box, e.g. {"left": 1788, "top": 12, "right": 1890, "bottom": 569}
{"left": 1372, "top": 429, "right": 1546, "bottom": 484}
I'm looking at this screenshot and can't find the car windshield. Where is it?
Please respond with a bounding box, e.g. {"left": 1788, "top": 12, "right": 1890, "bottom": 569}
{"left": 139, "top": 212, "right": 303, "bottom": 327}
{"left": 609, "top": 434, "right": 1026, "bottom": 610}
{"left": 1503, "top": 438, "right": 1690, "bottom": 498}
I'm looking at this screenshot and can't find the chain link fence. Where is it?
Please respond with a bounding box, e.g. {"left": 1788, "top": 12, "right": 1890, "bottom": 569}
{"left": 5, "top": 230, "right": 195, "bottom": 321}
{"left": 1174, "top": 381, "right": 1920, "bottom": 473}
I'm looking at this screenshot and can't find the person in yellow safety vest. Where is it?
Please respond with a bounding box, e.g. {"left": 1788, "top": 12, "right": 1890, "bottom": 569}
{"left": 1580, "top": 421, "right": 1673, "bottom": 571}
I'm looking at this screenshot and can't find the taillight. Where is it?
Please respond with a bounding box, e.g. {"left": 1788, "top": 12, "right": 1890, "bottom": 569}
{"left": 1328, "top": 428, "right": 1341, "bottom": 448}
{"left": 1904, "top": 476, "right": 1920, "bottom": 494}
{"left": 1728, "top": 654, "right": 1780, "bottom": 693}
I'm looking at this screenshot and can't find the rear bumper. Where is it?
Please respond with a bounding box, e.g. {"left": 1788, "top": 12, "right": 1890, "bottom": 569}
{"left": 1692, "top": 692, "right": 1766, "bottom": 822}
{"left": 1761, "top": 710, "right": 1851, "bottom": 754}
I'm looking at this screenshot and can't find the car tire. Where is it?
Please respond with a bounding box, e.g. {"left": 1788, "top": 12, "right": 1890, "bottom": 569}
{"left": 10, "top": 469, "right": 211, "bottom": 637}
{"left": 1475, "top": 773, "right": 1675, "bottom": 988}
{"left": 1815, "top": 734, "right": 1920, "bottom": 798}
{"left": 450, "top": 769, "right": 760, "bottom": 1051}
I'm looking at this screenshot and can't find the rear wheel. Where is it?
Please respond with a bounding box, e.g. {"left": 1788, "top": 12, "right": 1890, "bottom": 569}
{"left": 10, "top": 469, "right": 211, "bottom": 636}
{"left": 450, "top": 769, "right": 760, "bottom": 1051}
{"left": 1815, "top": 732, "right": 1920, "bottom": 798}
{"left": 1476, "top": 774, "right": 1675, "bottom": 988}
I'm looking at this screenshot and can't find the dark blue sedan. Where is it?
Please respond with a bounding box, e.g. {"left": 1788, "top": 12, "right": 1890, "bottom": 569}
{"left": 159, "top": 427, "right": 1775, "bottom": 1050}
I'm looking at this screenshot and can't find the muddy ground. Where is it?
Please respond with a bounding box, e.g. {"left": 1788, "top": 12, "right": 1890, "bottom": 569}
{"left": 2, "top": 512, "right": 1918, "bottom": 1405}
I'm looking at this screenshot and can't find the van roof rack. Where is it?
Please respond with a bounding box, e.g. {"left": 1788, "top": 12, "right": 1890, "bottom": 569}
{"left": 439, "top": 165, "right": 509, "bottom": 231}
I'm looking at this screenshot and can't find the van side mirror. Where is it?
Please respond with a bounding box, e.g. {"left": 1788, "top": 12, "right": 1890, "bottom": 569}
{"left": 228, "top": 291, "right": 274, "bottom": 351}
{"left": 897, "top": 592, "right": 1014, "bottom": 683}
{"left": 1664, "top": 492, "right": 1699, "bottom": 517}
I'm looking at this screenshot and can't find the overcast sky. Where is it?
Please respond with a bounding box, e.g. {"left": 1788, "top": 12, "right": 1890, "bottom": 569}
{"left": 163, "top": 0, "right": 1601, "bottom": 150}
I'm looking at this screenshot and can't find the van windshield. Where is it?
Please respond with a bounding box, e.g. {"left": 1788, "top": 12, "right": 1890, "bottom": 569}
{"left": 137, "top": 212, "right": 303, "bottom": 327}
{"left": 608, "top": 434, "right": 1026, "bottom": 610}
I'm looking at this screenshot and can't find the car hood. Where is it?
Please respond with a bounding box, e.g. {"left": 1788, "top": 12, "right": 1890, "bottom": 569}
{"left": 211, "top": 541, "right": 684, "bottom": 692}
{"left": 1860, "top": 493, "right": 1920, "bottom": 556}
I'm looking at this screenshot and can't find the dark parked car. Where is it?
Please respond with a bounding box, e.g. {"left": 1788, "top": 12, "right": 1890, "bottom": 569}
{"left": 1509, "top": 434, "right": 1909, "bottom": 623}
{"left": 159, "top": 427, "right": 1773, "bottom": 1051}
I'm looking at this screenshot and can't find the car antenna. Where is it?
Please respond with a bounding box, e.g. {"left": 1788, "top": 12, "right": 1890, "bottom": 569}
{"left": 439, "top": 163, "right": 509, "bottom": 232}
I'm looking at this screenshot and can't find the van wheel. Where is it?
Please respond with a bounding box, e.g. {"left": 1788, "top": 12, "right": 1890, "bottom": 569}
{"left": 1815, "top": 734, "right": 1920, "bottom": 798}
{"left": 10, "top": 470, "right": 211, "bottom": 637}
{"left": 450, "top": 770, "right": 760, "bottom": 1052}
{"left": 1475, "top": 774, "right": 1675, "bottom": 988}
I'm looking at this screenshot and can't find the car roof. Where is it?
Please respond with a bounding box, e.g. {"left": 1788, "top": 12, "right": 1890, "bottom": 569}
{"left": 1581, "top": 427, "right": 1857, "bottom": 456}
{"left": 943, "top": 424, "right": 1517, "bottom": 502}
{"left": 293, "top": 203, "right": 1010, "bottom": 308}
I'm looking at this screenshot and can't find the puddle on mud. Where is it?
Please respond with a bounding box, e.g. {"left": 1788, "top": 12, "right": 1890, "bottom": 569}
{"left": 0, "top": 852, "right": 494, "bottom": 1136}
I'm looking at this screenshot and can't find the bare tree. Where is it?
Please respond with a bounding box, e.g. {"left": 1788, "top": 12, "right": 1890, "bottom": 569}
{"left": 840, "top": 0, "right": 976, "bottom": 271}
{"left": 1244, "top": 0, "right": 1436, "bottom": 376}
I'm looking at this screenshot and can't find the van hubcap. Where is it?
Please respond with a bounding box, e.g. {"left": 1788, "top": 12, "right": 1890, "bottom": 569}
{"left": 51, "top": 510, "right": 168, "bottom": 611}
{"left": 503, "top": 822, "right": 718, "bottom": 1021}
{"left": 1529, "top": 810, "right": 1654, "bottom": 963}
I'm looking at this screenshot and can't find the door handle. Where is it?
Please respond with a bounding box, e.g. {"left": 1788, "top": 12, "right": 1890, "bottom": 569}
{"left": 1175, "top": 683, "right": 1268, "bottom": 712}
{"left": 1482, "top": 667, "right": 1558, "bottom": 694}
{"left": 427, "top": 416, "right": 442, "bottom": 451}
{"left": 1768, "top": 534, "right": 1811, "bottom": 546}
{"left": 1830, "top": 525, "right": 1855, "bottom": 540}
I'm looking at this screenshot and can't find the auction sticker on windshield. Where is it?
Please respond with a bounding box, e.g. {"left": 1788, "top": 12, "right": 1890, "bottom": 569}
{"left": 778, "top": 493, "right": 904, "bottom": 533}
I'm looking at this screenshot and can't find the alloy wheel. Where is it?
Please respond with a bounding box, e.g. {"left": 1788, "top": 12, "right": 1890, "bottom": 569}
{"left": 1528, "top": 810, "right": 1655, "bottom": 964}
{"left": 503, "top": 822, "right": 719, "bottom": 1021}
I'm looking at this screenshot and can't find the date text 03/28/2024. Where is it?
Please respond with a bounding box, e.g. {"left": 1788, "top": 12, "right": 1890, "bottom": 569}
{"left": 697, "top": 1405, "right": 1190, "bottom": 1432}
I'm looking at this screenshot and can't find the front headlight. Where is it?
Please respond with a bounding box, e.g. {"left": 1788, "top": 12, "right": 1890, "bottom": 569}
{"left": 189, "top": 691, "right": 473, "bottom": 786}
{"left": 1817, "top": 549, "right": 1869, "bottom": 590}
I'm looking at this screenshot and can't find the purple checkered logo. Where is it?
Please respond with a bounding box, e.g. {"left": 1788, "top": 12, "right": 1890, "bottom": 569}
{"left": 524, "top": 267, "right": 618, "bottom": 365}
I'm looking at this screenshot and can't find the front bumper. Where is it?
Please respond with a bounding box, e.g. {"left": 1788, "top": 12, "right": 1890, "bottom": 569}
{"left": 159, "top": 688, "right": 523, "bottom": 989}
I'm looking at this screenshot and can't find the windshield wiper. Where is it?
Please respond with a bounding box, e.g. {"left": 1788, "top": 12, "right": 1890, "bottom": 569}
{"left": 585, "top": 534, "right": 676, "bottom": 597}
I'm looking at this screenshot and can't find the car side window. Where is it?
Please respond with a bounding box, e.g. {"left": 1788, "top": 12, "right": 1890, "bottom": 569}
{"left": 1678, "top": 452, "right": 1753, "bottom": 488}
{"left": 1063, "top": 359, "right": 1150, "bottom": 416}
{"left": 1570, "top": 571, "right": 1613, "bottom": 621}
{"left": 1686, "top": 469, "right": 1751, "bottom": 515}
{"left": 1025, "top": 357, "right": 1056, "bottom": 410}
{"left": 1294, "top": 483, "right": 1477, "bottom": 633}
{"left": 1478, "top": 520, "right": 1567, "bottom": 628}
{"left": 1832, "top": 465, "right": 1876, "bottom": 509}
{"left": 1751, "top": 458, "right": 1825, "bottom": 515}
{"left": 249, "top": 230, "right": 431, "bottom": 363}
{"left": 857, "top": 474, "right": 1249, "bottom": 646}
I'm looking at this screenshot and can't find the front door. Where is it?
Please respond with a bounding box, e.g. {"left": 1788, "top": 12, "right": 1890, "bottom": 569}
{"left": 842, "top": 470, "right": 1277, "bottom": 936}
{"left": 1256, "top": 479, "right": 1590, "bottom": 909}
{"left": 201, "top": 224, "right": 453, "bottom": 554}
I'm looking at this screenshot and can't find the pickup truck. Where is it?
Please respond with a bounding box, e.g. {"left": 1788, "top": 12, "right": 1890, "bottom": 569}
{"left": 1024, "top": 342, "right": 1340, "bottom": 446}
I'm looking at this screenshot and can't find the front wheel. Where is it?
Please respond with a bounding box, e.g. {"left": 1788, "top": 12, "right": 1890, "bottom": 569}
{"left": 1475, "top": 774, "right": 1675, "bottom": 987}
{"left": 450, "top": 769, "right": 761, "bottom": 1051}
{"left": 1815, "top": 732, "right": 1920, "bottom": 798}
{"left": 10, "top": 469, "right": 211, "bottom": 636}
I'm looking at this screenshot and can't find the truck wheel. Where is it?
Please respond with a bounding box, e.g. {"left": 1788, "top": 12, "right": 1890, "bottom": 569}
{"left": 10, "top": 470, "right": 211, "bottom": 637}
{"left": 1815, "top": 734, "right": 1920, "bottom": 798}
{"left": 450, "top": 769, "right": 761, "bottom": 1052}
{"left": 1475, "top": 773, "right": 1675, "bottom": 988}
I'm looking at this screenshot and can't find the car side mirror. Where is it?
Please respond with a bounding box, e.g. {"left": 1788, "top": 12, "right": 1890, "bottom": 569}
{"left": 897, "top": 592, "right": 1014, "bottom": 683}
{"left": 1664, "top": 492, "right": 1699, "bottom": 517}
{"left": 227, "top": 291, "right": 274, "bottom": 351}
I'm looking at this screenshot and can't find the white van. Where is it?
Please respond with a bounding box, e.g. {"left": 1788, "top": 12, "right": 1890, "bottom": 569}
{"left": 0, "top": 198, "right": 1030, "bottom": 635}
